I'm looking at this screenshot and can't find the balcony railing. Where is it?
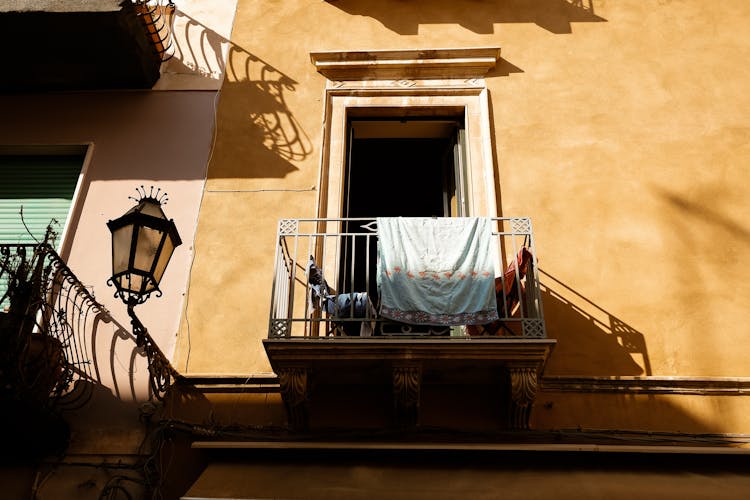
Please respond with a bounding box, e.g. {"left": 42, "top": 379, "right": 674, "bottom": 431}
{"left": 269, "top": 217, "right": 546, "bottom": 340}
{"left": 133, "top": 0, "right": 176, "bottom": 62}
{"left": 0, "top": 242, "right": 179, "bottom": 407}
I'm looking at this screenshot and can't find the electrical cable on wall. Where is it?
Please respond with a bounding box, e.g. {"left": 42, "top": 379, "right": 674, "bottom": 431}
{"left": 180, "top": 91, "right": 317, "bottom": 373}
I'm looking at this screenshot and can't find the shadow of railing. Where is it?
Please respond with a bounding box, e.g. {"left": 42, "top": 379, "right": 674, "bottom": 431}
{"left": 169, "top": 9, "right": 228, "bottom": 80}
{"left": 168, "top": 9, "right": 311, "bottom": 179}
{"left": 540, "top": 269, "right": 652, "bottom": 376}
{"left": 326, "top": 0, "right": 606, "bottom": 35}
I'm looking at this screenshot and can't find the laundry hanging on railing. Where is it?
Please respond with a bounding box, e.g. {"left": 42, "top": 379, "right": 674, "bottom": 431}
{"left": 376, "top": 217, "right": 499, "bottom": 326}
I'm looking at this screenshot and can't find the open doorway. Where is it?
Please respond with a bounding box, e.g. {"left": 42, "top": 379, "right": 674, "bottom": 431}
{"left": 339, "top": 116, "right": 468, "bottom": 299}
{"left": 343, "top": 117, "right": 468, "bottom": 219}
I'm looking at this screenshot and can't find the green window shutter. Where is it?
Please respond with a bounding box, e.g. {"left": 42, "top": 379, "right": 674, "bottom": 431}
{"left": 0, "top": 154, "right": 83, "bottom": 307}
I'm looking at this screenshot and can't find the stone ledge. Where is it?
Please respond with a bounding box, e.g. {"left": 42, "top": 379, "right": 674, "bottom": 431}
{"left": 542, "top": 376, "right": 750, "bottom": 395}
{"left": 310, "top": 47, "right": 501, "bottom": 80}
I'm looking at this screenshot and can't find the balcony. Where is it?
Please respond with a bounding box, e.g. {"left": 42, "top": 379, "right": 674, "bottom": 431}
{"left": 263, "top": 218, "right": 556, "bottom": 430}
{"left": 0, "top": 1, "right": 175, "bottom": 90}
{"left": 1, "top": 238, "right": 179, "bottom": 457}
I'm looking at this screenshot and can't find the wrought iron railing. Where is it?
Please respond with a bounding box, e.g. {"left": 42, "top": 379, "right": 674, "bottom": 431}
{"left": 0, "top": 242, "right": 179, "bottom": 406}
{"left": 268, "top": 218, "right": 546, "bottom": 339}
{"left": 132, "top": 0, "right": 176, "bottom": 61}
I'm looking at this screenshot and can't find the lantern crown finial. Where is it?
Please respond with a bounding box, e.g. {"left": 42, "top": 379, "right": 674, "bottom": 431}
{"left": 129, "top": 185, "right": 169, "bottom": 206}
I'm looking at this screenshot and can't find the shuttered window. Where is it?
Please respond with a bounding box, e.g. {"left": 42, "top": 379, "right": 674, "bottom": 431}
{"left": 0, "top": 154, "right": 83, "bottom": 307}
{"left": 0, "top": 155, "right": 82, "bottom": 244}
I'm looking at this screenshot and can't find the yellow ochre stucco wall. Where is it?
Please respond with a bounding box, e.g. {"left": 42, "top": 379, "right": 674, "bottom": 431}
{"left": 176, "top": 0, "right": 750, "bottom": 433}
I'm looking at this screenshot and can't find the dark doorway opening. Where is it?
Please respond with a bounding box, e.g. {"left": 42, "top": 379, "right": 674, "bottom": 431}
{"left": 339, "top": 118, "right": 466, "bottom": 302}
{"left": 345, "top": 138, "right": 449, "bottom": 218}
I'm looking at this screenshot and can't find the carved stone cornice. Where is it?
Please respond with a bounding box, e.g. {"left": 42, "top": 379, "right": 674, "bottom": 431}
{"left": 263, "top": 338, "right": 555, "bottom": 365}
{"left": 310, "top": 47, "right": 501, "bottom": 81}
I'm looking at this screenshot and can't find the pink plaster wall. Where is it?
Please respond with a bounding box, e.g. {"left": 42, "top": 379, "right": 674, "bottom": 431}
{"left": 0, "top": 90, "right": 216, "bottom": 399}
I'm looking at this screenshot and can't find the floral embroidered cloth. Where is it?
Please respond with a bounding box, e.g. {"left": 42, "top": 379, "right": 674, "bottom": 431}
{"left": 376, "top": 217, "right": 499, "bottom": 326}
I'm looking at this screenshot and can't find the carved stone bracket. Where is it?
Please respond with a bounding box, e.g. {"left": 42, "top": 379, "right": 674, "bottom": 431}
{"left": 263, "top": 338, "right": 555, "bottom": 431}
{"left": 392, "top": 363, "right": 422, "bottom": 428}
{"left": 508, "top": 365, "right": 540, "bottom": 430}
{"left": 278, "top": 367, "right": 310, "bottom": 431}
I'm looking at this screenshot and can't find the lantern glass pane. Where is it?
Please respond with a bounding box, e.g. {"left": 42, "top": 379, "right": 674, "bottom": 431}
{"left": 134, "top": 226, "right": 164, "bottom": 275}
{"left": 153, "top": 236, "right": 175, "bottom": 284}
{"left": 112, "top": 225, "right": 133, "bottom": 275}
{"left": 117, "top": 273, "right": 148, "bottom": 295}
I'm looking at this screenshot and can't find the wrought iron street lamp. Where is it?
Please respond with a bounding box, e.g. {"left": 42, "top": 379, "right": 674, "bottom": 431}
{"left": 107, "top": 186, "right": 182, "bottom": 399}
{"left": 107, "top": 187, "right": 182, "bottom": 306}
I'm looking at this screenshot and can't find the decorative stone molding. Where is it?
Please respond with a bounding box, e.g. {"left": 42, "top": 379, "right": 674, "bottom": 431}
{"left": 508, "top": 366, "right": 540, "bottom": 430}
{"left": 541, "top": 376, "right": 750, "bottom": 395}
{"left": 264, "top": 339, "right": 555, "bottom": 430}
{"left": 393, "top": 363, "right": 422, "bottom": 428}
{"left": 277, "top": 367, "right": 310, "bottom": 430}
{"left": 310, "top": 47, "right": 501, "bottom": 81}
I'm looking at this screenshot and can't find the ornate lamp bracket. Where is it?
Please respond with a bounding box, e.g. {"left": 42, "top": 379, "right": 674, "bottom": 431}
{"left": 126, "top": 301, "right": 179, "bottom": 401}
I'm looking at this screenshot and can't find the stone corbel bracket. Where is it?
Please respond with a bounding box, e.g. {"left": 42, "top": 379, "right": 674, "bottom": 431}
{"left": 265, "top": 338, "right": 555, "bottom": 431}
{"left": 310, "top": 47, "right": 501, "bottom": 81}
{"left": 277, "top": 366, "right": 310, "bottom": 431}
{"left": 508, "top": 364, "right": 541, "bottom": 430}
{"left": 393, "top": 362, "right": 422, "bottom": 428}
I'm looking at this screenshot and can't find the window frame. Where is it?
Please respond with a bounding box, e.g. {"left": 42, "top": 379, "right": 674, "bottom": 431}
{"left": 317, "top": 86, "right": 498, "bottom": 221}
{"left": 0, "top": 145, "right": 90, "bottom": 260}
{"left": 310, "top": 47, "right": 501, "bottom": 221}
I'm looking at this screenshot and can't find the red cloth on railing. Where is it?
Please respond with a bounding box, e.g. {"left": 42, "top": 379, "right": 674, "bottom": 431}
{"left": 467, "top": 247, "right": 533, "bottom": 336}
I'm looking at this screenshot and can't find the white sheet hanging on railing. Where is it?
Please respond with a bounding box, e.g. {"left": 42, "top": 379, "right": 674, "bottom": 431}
{"left": 376, "top": 217, "right": 499, "bottom": 326}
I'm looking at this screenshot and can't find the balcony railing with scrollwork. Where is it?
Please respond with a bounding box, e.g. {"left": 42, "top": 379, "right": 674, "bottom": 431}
{"left": 133, "top": 0, "right": 176, "bottom": 61}
{"left": 0, "top": 241, "right": 179, "bottom": 408}
{"left": 268, "top": 217, "right": 546, "bottom": 340}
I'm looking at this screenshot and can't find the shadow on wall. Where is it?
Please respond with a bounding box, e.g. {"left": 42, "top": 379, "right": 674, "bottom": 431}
{"left": 171, "top": 10, "right": 312, "bottom": 180}
{"left": 534, "top": 390, "right": 729, "bottom": 435}
{"left": 327, "top": 0, "right": 606, "bottom": 35}
{"left": 0, "top": 289, "right": 157, "bottom": 470}
{"left": 656, "top": 187, "right": 750, "bottom": 243}
{"left": 60, "top": 306, "right": 153, "bottom": 412}
{"left": 652, "top": 186, "right": 750, "bottom": 370}
{"left": 540, "top": 269, "right": 652, "bottom": 376}
{"left": 487, "top": 58, "right": 525, "bottom": 78}
{"left": 169, "top": 10, "right": 230, "bottom": 82}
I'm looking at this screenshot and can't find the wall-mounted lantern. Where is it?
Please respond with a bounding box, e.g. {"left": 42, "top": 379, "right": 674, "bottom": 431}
{"left": 106, "top": 186, "right": 182, "bottom": 399}
{"left": 107, "top": 187, "right": 182, "bottom": 307}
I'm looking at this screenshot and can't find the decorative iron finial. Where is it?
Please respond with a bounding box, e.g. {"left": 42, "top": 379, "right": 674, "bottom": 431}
{"left": 128, "top": 185, "right": 169, "bottom": 206}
